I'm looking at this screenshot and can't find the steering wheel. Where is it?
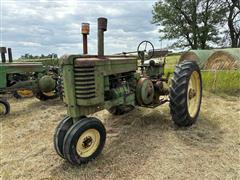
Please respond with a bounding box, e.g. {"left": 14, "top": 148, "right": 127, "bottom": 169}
{"left": 137, "top": 40, "right": 155, "bottom": 61}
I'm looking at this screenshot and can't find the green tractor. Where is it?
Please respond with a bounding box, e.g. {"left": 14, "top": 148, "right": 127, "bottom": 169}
{"left": 54, "top": 18, "right": 202, "bottom": 165}
{"left": 0, "top": 47, "right": 61, "bottom": 115}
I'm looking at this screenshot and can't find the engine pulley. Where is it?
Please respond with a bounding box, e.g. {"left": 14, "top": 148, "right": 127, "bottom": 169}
{"left": 136, "top": 78, "right": 154, "bottom": 105}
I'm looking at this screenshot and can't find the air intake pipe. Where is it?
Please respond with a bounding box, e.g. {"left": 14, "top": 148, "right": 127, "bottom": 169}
{"left": 98, "top": 17, "right": 107, "bottom": 57}
{"left": 81, "top": 23, "right": 90, "bottom": 55}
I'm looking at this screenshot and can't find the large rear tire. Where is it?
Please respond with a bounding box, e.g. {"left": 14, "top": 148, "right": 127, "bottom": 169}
{"left": 169, "top": 61, "right": 202, "bottom": 127}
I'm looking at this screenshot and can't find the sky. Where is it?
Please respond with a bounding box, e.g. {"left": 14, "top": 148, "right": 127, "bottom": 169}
{"left": 0, "top": 0, "right": 171, "bottom": 59}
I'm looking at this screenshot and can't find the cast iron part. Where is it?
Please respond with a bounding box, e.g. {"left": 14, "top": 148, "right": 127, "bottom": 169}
{"left": 81, "top": 23, "right": 90, "bottom": 55}
{"left": 98, "top": 17, "right": 108, "bottom": 57}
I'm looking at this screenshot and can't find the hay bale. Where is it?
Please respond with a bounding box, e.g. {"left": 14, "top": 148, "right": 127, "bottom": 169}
{"left": 205, "top": 49, "right": 240, "bottom": 70}
{"left": 179, "top": 50, "right": 214, "bottom": 69}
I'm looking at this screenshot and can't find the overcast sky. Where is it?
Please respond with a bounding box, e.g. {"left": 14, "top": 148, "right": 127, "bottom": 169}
{"left": 1, "top": 0, "right": 171, "bottom": 59}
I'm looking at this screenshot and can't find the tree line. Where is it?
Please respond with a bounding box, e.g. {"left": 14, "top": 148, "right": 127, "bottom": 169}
{"left": 20, "top": 53, "right": 58, "bottom": 59}
{"left": 152, "top": 0, "right": 240, "bottom": 49}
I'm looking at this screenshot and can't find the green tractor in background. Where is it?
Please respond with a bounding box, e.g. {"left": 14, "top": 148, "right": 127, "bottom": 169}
{"left": 54, "top": 17, "right": 202, "bottom": 165}
{"left": 0, "top": 47, "right": 61, "bottom": 115}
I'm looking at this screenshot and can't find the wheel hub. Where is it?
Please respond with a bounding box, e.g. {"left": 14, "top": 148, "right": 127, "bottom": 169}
{"left": 16, "top": 90, "right": 34, "bottom": 97}
{"left": 82, "top": 136, "right": 93, "bottom": 148}
{"left": 187, "top": 71, "right": 201, "bottom": 118}
{"left": 136, "top": 78, "right": 154, "bottom": 105}
{"left": 189, "top": 88, "right": 196, "bottom": 99}
{"left": 76, "top": 129, "right": 100, "bottom": 157}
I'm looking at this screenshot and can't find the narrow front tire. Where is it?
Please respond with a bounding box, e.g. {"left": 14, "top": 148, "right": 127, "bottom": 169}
{"left": 54, "top": 116, "right": 73, "bottom": 158}
{"left": 63, "top": 117, "right": 106, "bottom": 165}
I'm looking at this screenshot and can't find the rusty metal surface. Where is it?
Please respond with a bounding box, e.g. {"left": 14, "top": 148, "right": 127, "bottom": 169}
{"left": 83, "top": 35, "right": 88, "bottom": 55}
{"left": 136, "top": 78, "right": 154, "bottom": 105}
{"left": 81, "top": 23, "right": 90, "bottom": 35}
{"left": 0, "top": 47, "right": 7, "bottom": 63}
{"left": 150, "top": 49, "right": 170, "bottom": 58}
{"left": 74, "top": 56, "right": 137, "bottom": 67}
{"left": 98, "top": 17, "right": 108, "bottom": 57}
{"left": 7, "top": 48, "right": 13, "bottom": 62}
{"left": 82, "top": 23, "right": 90, "bottom": 55}
{"left": 98, "top": 17, "right": 107, "bottom": 31}
{"left": 0, "top": 47, "right": 7, "bottom": 53}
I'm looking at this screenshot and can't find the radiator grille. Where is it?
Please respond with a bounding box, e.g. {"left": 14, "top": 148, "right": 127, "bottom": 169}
{"left": 74, "top": 66, "right": 96, "bottom": 99}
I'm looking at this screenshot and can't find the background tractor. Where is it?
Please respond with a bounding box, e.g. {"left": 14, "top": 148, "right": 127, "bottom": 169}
{"left": 54, "top": 17, "right": 202, "bottom": 165}
{"left": 0, "top": 47, "right": 61, "bottom": 115}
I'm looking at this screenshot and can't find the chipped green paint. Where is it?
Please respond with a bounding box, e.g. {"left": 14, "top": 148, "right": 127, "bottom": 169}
{"left": 0, "top": 62, "right": 44, "bottom": 89}
{"left": 0, "top": 62, "right": 57, "bottom": 94}
{"left": 61, "top": 55, "right": 138, "bottom": 120}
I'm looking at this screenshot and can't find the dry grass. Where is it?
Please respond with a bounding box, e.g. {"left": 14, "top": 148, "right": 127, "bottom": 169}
{"left": 1, "top": 92, "right": 240, "bottom": 179}
{"left": 205, "top": 52, "right": 239, "bottom": 70}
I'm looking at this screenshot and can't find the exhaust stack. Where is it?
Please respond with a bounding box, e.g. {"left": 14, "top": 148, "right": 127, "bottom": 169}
{"left": 81, "top": 23, "right": 90, "bottom": 55}
{"left": 8, "top": 48, "right": 13, "bottom": 62}
{"left": 98, "top": 17, "right": 107, "bottom": 57}
{"left": 0, "top": 47, "right": 7, "bottom": 63}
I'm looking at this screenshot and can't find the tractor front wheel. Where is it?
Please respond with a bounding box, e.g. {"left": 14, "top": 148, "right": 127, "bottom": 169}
{"left": 169, "top": 60, "right": 202, "bottom": 127}
{"left": 0, "top": 99, "right": 10, "bottom": 115}
{"left": 54, "top": 116, "right": 73, "bottom": 158}
{"left": 63, "top": 117, "right": 106, "bottom": 165}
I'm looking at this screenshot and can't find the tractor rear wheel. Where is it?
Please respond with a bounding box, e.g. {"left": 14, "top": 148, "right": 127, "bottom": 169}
{"left": 0, "top": 99, "right": 10, "bottom": 115}
{"left": 169, "top": 60, "right": 202, "bottom": 127}
{"left": 63, "top": 117, "right": 106, "bottom": 165}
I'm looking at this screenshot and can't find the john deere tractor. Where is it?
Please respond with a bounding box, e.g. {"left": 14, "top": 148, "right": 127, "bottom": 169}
{"left": 54, "top": 18, "right": 202, "bottom": 165}
{"left": 0, "top": 47, "right": 60, "bottom": 115}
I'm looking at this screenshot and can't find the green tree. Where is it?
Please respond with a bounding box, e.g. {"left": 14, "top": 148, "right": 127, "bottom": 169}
{"left": 226, "top": 0, "right": 240, "bottom": 47}
{"left": 152, "top": 0, "right": 226, "bottom": 49}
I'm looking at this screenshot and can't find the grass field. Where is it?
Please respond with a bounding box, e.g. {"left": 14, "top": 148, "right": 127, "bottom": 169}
{"left": 1, "top": 92, "right": 239, "bottom": 179}
{"left": 1, "top": 54, "right": 239, "bottom": 179}
{"left": 201, "top": 70, "right": 240, "bottom": 95}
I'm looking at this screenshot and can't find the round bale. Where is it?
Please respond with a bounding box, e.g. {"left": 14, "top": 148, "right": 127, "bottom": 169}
{"left": 205, "top": 49, "right": 240, "bottom": 70}
{"left": 179, "top": 50, "right": 214, "bottom": 69}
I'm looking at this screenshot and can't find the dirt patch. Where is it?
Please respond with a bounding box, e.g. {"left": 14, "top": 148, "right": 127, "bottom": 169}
{"left": 1, "top": 92, "right": 239, "bottom": 179}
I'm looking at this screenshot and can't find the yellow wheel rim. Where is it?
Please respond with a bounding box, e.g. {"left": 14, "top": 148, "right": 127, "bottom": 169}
{"left": 0, "top": 103, "right": 6, "bottom": 115}
{"left": 17, "top": 90, "right": 34, "bottom": 97}
{"left": 76, "top": 129, "right": 100, "bottom": 158}
{"left": 43, "top": 91, "right": 55, "bottom": 97}
{"left": 187, "top": 71, "right": 201, "bottom": 118}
